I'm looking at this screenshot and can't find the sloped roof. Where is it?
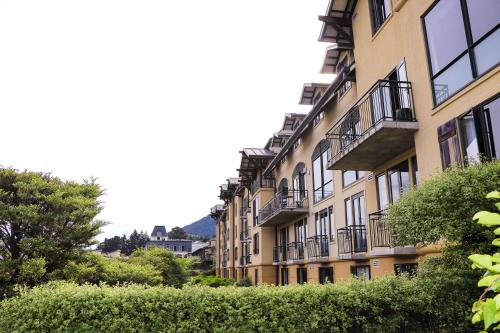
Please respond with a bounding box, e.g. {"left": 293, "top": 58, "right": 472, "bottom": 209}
{"left": 151, "top": 225, "right": 167, "bottom": 237}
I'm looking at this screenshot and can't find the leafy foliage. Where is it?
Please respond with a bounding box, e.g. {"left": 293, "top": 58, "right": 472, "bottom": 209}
{"left": 235, "top": 276, "right": 253, "bottom": 287}
{"left": 167, "top": 226, "right": 188, "bottom": 239}
{"left": 63, "top": 252, "right": 162, "bottom": 286}
{"left": 469, "top": 190, "right": 500, "bottom": 331}
{"left": 188, "top": 275, "right": 235, "bottom": 287}
{"left": 388, "top": 160, "right": 500, "bottom": 254}
{"left": 0, "top": 168, "right": 105, "bottom": 298}
{"left": 120, "top": 230, "right": 149, "bottom": 256}
{"left": 129, "top": 248, "right": 187, "bottom": 287}
{"left": 97, "top": 235, "right": 122, "bottom": 253}
{"left": 0, "top": 276, "right": 474, "bottom": 333}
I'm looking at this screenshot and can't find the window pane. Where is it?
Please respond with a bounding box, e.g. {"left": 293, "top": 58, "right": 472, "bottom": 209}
{"left": 424, "top": 0, "right": 468, "bottom": 74}
{"left": 345, "top": 199, "right": 352, "bottom": 226}
{"left": 390, "top": 172, "right": 400, "bottom": 203}
{"left": 376, "top": 174, "right": 388, "bottom": 210}
{"left": 475, "top": 29, "right": 500, "bottom": 75}
{"left": 466, "top": 0, "right": 500, "bottom": 42}
{"left": 460, "top": 112, "right": 481, "bottom": 162}
{"left": 322, "top": 152, "right": 332, "bottom": 184}
{"left": 313, "top": 158, "right": 322, "bottom": 191}
{"left": 433, "top": 54, "right": 473, "bottom": 104}
{"left": 343, "top": 170, "right": 357, "bottom": 187}
{"left": 485, "top": 98, "right": 500, "bottom": 158}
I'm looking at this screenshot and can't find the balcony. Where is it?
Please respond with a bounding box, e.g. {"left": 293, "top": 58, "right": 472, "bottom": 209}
{"left": 273, "top": 245, "right": 287, "bottom": 263}
{"left": 306, "top": 235, "right": 329, "bottom": 258}
{"left": 251, "top": 177, "right": 275, "bottom": 194}
{"left": 369, "top": 211, "right": 392, "bottom": 248}
{"left": 368, "top": 210, "right": 417, "bottom": 256}
{"left": 326, "top": 80, "right": 418, "bottom": 170}
{"left": 337, "top": 225, "right": 367, "bottom": 255}
{"left": 259, "top": 190, "right": 309, "bottom": 226}
{"left": 239, "top": 227, "right": 250, "bottom": 242}
{"left": 287, "top": 242, "right": 305, "bottom": 261}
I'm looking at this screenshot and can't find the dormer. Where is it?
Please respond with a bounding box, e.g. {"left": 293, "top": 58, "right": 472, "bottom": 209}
{"left": 299, "top": 83, "right": 329, "bottom": 105}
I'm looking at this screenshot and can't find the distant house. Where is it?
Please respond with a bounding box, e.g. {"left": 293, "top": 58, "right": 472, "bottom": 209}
{"left": 146, "top": 225, "right": 195, "bottom": 258}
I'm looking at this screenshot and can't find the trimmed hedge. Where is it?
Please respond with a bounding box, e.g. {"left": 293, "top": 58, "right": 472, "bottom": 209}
{"left": 0, "top": 276, "right": 472, "bottom": 333}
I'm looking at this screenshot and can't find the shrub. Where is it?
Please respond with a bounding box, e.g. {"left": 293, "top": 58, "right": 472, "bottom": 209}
{"left": 0, "top": 276, "right": 474, "bottom": 333}
{"left": 189, "top": 275, "right": 235, "bottom": 287}
{"left": 235, "top": 276, "right": 252, "bottom": 287}
{"left": 63, "top": 253, "right": 163, "bottom": 286}
{"left": 388, "top": 160, "right": 500, "bottom": 254}
{"left": 129, "top": 248, "right": 187, "bottom": 287}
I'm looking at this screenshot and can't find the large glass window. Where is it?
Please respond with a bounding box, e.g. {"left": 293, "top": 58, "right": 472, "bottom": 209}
{"left": 423, "top": 0, "right": 499, "bottom": 104}
{"left": 342, "top": 170, "right": 364, "bottom": 188}
{"left": 312, "top": 140, "right": 333, "bottom": 202}
{"left": 388, "top": 162, "right": 410, "bottom": 204}
{"left": 376, "top": 173, "right": 389, "bottom": 210}
{"left": 315, "top": 207, "right": 332, "bottom": 238}
{"left": 295, "top": 219, "right": 307, "bottom": 244}
{"left": 297, "top": 268, "right": 308, "bottom": 284}
{"left": 345, "top": 193, "right": 365, "bottom": 226}
{"left": 369, "top": 0, "right": 391, "bottom": 33}
{"left": 252, "top": 198, "right": 259, "bottom": 226}
{"left": 351, "top": 265, "right": 371, "bottom": 280}
{"left": 319, "top": 267, "right": 334, "bottom": 284}
{"left": 459, "top": 95, "right": 500, "bottom": 162}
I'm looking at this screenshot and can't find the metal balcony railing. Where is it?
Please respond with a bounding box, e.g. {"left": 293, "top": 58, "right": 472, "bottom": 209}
{"left": 273, "top": 245, "right": 287, "bottom": 263}
{"left": 287, "top": 242, "right": 305, "bottom": 260}
{"left": 369, "top": 210, "right": 393, "bottom": 248}
{"left": 259, "top": 189, "right": 309, "bottom": 225}
{"left": 326, "top": 80, "right": 416, "bottom": 166}
{"left": 306, "top": 235, "right": 329, "bottom": 258}
{"left": 251, "top": 177, "right": 275, "bottom": 194}
{"left": 337, "top": 225, "right": 368, "bottom": 255}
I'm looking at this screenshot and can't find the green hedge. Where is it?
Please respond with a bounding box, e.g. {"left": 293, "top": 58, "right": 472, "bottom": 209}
{"left": 0, "top": 276, "right": 472, "bottom": 333}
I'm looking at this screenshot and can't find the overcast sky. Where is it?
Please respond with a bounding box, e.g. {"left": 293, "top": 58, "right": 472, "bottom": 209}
{"left": 0, "top": 0, "right": 332, "bottom": 240}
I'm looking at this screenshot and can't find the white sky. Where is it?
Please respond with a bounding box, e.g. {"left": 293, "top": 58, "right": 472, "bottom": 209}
{"left": 0, "top": 0, "right": 332, "bottom": 240}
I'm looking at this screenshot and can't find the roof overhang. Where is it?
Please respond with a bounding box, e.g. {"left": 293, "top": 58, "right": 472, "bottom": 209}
{"left": 299, "top": 83, "right": 330, "bottom": 105}
{"left": 237, "top": 148, "right": 275, "bottom": 186}
{"left": 318, "top": 0, "right": 357, "bottom": 45}
{"left": 321, "top": 44, "right": 353, "bottom": 74}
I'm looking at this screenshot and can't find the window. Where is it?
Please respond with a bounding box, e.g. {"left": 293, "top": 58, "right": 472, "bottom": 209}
{"left": 369, "top": 0, "right": 391, "bottom": 33}
{"left": 319, "top": 267, "right": 334, "bottom": 284}
{"left": 297, "top": 268, "right": 307, "bottom": 284}
{"left": 345, "top": 193, "right": 365, "bottom": 227}
{"left": 388, "top": 161, "right": 410, "bottom": 204}
{"left": 281, "top": 267, "right": 289, "bottom": 285}
{"left": 459, "top": 95, "right": 500, "bottom": 162}
{"left": 181, "top": 245, "right": 185, "bottom": 252}
{"left": 337, "top": 58, "right": 352, "bottom": 96}
{"left": 411, "top": 156, "right": 419, "bottom": 186}
{"left": 312, "top": 140, "right": 333, "bottom": 202}
{"left": 294, "top": 219, "right": 307, "bottom": 244}
{"left": 293, "top": 138, "right": 302, "bottom": 151}
{"left": 252, "top": 198, "right": 259, "bottom": 226}
{"left": 292, "top": 163, "right": 307, "bottom": 204}
{"left": 254, "top": 269, "right": 259, "bottom": 285}
{"left": 351, "top": 265, "right": 371, "bottom": 279}
{"left": 342, "top": 170, "right": 364, "bottom": 187}
{"left": 313, "top": 111, "right": 325, "bottom": 126}
{"left": 423, "top": 0, "right": 499, "bottom": 105}
{"left": 173, "top": 245, "right": 178, "bottom": 251}
{"left": 376, "top": 173, "right": 389, "bottom": 210}
{"left": 253, "top": 233, "right": 260, "bottom": 254}
{"left": 315, "top": 207, "right": 333, "bottom": 239}
{"left": 438, "top": 119, "right": 463, "bottom": 169}
{"left": 394, "top": 263, "right": 418, "bottom": 277}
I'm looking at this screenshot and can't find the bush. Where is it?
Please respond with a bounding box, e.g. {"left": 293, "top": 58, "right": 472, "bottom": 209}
{"left": 63, "top": 253, "right": 163, "bottom": 286}
{"left": 388, "top": 160, "right": 500, "bottom": 254}
{"left": 189, "top": 275, "right": 235, "bottom": 287}
{"left": 0, "top": 276, "right": 474, "bottom": 333}
{"left": 235, "top": 276, "right": 252, "bottom": 287}
{"left": 129, "top": 248, "right": 187, "bottom": 288}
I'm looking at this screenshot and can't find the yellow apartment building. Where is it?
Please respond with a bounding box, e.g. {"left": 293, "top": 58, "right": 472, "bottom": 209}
{"left": 213, "top": 0, "right": 499, "bottom": 285}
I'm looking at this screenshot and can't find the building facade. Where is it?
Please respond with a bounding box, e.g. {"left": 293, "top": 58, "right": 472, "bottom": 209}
{"left": 145, "top": 225, "right": 193, "bottom": 257}
{"left": 213, "top": 0, "right": 499, "bottom": 285}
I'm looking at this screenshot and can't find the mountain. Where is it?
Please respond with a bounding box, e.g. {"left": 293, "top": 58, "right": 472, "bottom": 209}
{"left": 183, "top": 215, "right": 216, "bottom": 238}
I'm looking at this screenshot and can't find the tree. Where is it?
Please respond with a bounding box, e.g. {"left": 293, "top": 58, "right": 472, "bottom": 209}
{"left": 468, "top": 191, "right": 500, "bottom": 331}
{"left": 0, "top": 168, "right": 105, "bottom": 297}
{"left": 129, "top": 248, "right": 187, "bottom": 287}
{"left": 120, "top": 230, "right": 149, "bottom": 256}
{"left": 98, "top": 236, "right": 122, "bottom": 253}
{"left": 167, "top": 226, "right": 188, "bottom": 239}
{"left": 388, "top": 160, "right": 500, "bottom": 255}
